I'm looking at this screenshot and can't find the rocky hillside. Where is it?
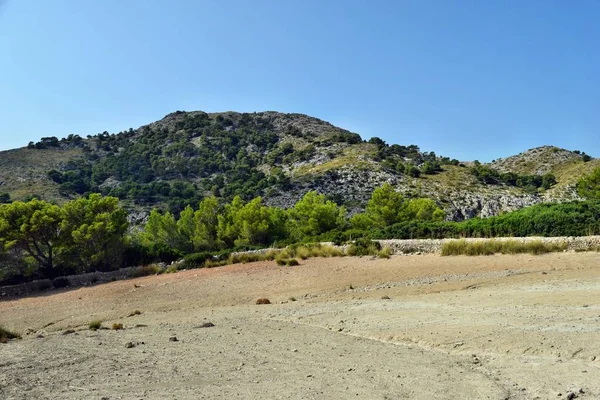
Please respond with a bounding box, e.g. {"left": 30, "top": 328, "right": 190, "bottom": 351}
{"left": 0, "top": 111, "right": 596, "bottom": 222}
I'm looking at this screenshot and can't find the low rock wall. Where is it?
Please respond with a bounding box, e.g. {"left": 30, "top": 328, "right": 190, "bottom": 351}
{"left": 4, "top": 236, "right": 600, "bottom": 299}
{"left": 0, "top": 266, "right": 138, "bottom": 299}
{"left": 378, "top": 236, "right": 600, "bottom": 254}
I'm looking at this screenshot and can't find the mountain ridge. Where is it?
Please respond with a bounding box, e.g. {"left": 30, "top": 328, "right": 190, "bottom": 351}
{"left": 0, "top": 110, "right": 597, "bottom": 222}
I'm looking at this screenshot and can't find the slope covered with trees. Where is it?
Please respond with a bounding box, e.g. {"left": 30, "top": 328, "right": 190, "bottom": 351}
{"left": 2, "top": 110, "right": 593, "bottom": 221}
{"left": 3, "top": 171, "right": 600, "bottom": 287}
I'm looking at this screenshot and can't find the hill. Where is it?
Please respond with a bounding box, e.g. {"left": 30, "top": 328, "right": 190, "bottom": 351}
{"left": 0, "top": 111, "right": 595, "bottom": 221}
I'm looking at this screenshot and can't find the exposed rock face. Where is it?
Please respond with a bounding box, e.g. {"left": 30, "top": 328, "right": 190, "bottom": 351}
{"left": 445, "top": 193, "right": 542, "bottom": 221}
{"left": 267, "top": 177, "right": 549, "bottom": 221}
{"left": 266, "top": 166, "right": 398, "bottom": 213}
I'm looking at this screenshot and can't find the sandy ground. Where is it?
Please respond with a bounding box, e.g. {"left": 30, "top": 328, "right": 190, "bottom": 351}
{"left": 1, "top": 252, "right": 599, "bottom": 399}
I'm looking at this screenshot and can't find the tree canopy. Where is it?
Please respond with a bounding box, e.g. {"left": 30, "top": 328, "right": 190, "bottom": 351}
{"left": 577, "top": 168, "right": 600, "bottom": 200}
{"left": 0, "top": 195, "right": 128, "bottom": 279}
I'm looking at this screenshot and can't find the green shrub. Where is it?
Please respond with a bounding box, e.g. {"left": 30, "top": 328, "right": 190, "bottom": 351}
{"left": 275, "top": 257, "right": 287, "bottom": 266}
{"left": 377, "top": 246, "right": 393, "bottom": 259}
{"left": 89, "top": 320, "right": 102, "bottom": 331}
{"left": 52, "top": 277, "right": 70, "bottom": 289}
{"left": 378, "top": 201, "right": 600, "bottom": 239}
{"left": 204, "top": 259, "right": 228, "bottom": 268}
{"left": 144, "top": 243, "right": 184, "bottom": 263}
{"left": 323, "top": 245, "right": 345, "bottom": 257}
{"left": 331, "top": 231, "right": 346, "bottom": 246}
{"left": 37, "top": 281, "right": 52, "bottom": 291}
{"left": 228, "top": 252, "right": 264, "bottom": 264}
{"left": 182, "top": 251, "right": 231, "bottom": 269}
{"left": 286, "top": 258, "right": 300, "bottom": 266}
{"left": 295, "top": 246, "right": 311, "bottom": 260}
{"left": 180, "top": 252, "right": 213, "bottom": 269}
{"left": 525, "top": 240, "right": 566, "bottom": 255}
{"left": 129, "top": 264, "right": 163, "bottom": 278}
{"left": 165, "top": 265, "right": 178, "bottom": 274}
{"left": 0, "top": 326, "right": 21, "bottom": 342}
{"left": 263, "top": 249, "right": 280, "bottom": 260}
{"left": 348, "top": 239, "right": 381, "bottom": 256}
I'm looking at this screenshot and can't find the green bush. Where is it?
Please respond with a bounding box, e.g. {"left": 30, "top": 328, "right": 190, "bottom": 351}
{"left": 286, "top": 258, "right": 300, "bottom": 266}
{"left": 180, "top": 250, "right": 231, "bottom": 269}
{"left": 348, "top": 239, "right": 381, "bottom": 256}
{"left": 228, "top": 252, "right": 265, "bottom": 264}
{"left": 145, "top": 243, "right": 184, "bottom": 263}
{"left": 377, "top": 246, "right": 393, "bottom": 259}
{"left": 52, "top": 277, "right": 71, "bottom": 289}
{"left": 180, "top": 252, "right": 214, "bottom": 269}
{"left": 378, "top": 201, "right": 600, "bottom": 239}
{"left": 275, "top": 257, "right": 288, "bottom": 266}
{"left": 0, "top": 326, "right": 20, "bottom": 342}
{"left": 165, "top": 265, "right": 178, "bottom": 273}
{"left": 89, "top": 320, "right": 102, "bottom": 331}
{"left": 129, "top": 264, "right": 163, "bottom": 278}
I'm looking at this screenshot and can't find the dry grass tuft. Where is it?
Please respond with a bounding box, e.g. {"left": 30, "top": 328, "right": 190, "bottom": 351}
{"left": 127, "top": 310, "right": 142, "bottom": 317}
{"left": 441, "top": 239, "right": 567, "bottom": 256}
{"left": 0, "top": 326, "right": 20, "bottom": 342}
{"left": 89, "top": 320, "right": 102, "bottom": 331}
{"left": 377, "top": 246, "right": 393, "bottom": 259}
{"left": 256, "top": 298, "right": 271, "bottom": 305}
{"left": 130, "top": 264, "right": 163, "bottom": 278}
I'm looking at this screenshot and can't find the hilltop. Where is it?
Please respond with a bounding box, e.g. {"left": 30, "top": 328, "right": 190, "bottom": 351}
{"left": 0, "top": 111, "right": 596, "bottom": 221}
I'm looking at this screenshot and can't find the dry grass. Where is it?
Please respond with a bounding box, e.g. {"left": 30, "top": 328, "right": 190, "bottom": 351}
{"left": 377, "top": 246, "right": 393, "bottom": 259}
{"left": 229, "top": 252, "right": 272, "bottom": 264}
{"left": 0, "top": 147, "right": 84, "bottom": 202}
{"left": 255, "top": 298, "right": 271, "bottom": 305}
{"left": 0, "top": 325, "right": 21, "bottom": 342}
{"left": 441, "top": 239, "right": 567, "bottom": 256}
{"left": 129, "top": 264, "right": 163, "bottom": 278}
{"left": 234, "top": 244, "right": 346, "bottom": 267}
{"left": 165, "top": 265, "right": 178, "bottom": 274}
{"left": 112, "top": 323, "right": 124, "bottom": 330}
{"left": 89, "top": 320, "right": 102, "bottom": 331}
{"left": 127, "top": 310, "right": 142, "bottom": 317}
{"left": 275, "top": 256, "right": 288, "bottom": 266}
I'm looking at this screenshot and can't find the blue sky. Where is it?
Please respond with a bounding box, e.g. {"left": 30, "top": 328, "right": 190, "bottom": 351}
{"left": 0, "top": 0, "right": 599, "bottom": 161}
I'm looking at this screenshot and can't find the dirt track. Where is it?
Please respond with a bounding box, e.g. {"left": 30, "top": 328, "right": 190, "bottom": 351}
{"left": 1, "top": 253, "right": 599, "bottom": 399}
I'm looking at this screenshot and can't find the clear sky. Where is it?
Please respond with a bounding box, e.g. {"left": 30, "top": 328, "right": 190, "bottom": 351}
{"left": 1, "top": 1, "right": 599, "bottom": 161}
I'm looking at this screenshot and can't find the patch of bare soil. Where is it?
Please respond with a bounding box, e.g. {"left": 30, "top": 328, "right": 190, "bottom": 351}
{"left": 1, "top": 252, "right": 599, "bottom": 399}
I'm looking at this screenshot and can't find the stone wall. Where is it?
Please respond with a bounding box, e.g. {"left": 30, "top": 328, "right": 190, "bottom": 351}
{"left": 0, "top": 266, "right": 139, "bottom": 299}
{"left": 378, "top": 236, "right": 600, "bottom": 254}
{"left": 3, "top": 236, "right": 600, "bottom": 299}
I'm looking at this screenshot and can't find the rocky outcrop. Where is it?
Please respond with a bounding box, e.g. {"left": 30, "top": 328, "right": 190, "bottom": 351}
{"left": 443, "top": 193, "right": 542, "bottom": 221}
{"left": 265, "top": 166, "right": 398, "bottom": 212}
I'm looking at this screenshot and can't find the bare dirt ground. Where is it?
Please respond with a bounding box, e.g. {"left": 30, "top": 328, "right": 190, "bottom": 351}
{"left": 1, "top": 252, "right": 599, "bottom": 399}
